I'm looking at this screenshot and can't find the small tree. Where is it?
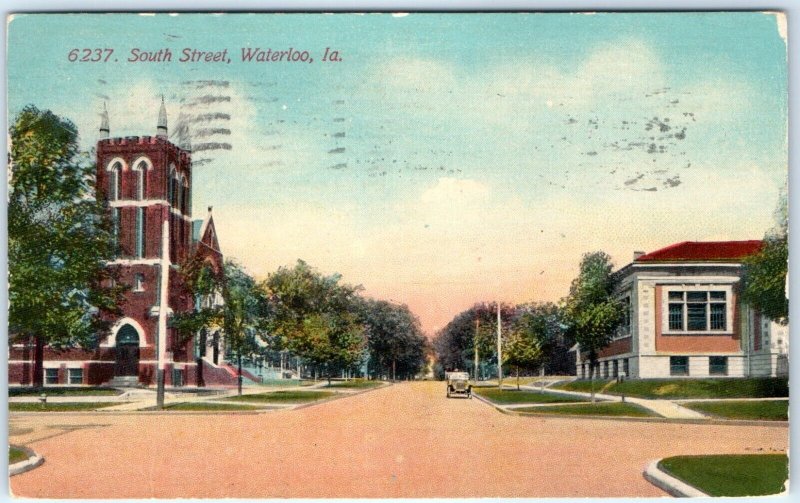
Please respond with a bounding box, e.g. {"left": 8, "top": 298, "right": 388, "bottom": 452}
{"left": 8, "top": 105, "right": 123, "bottom": 387}
{"left": 172, "top": 259, "right": 262, "bottom": 395}
{"left": 563, "top": 252, "right": 624, "bottom": 402}
{"left": 503, "top": 328, "right": 542, "bottom": 390}
{"left": 221, "top": 261, "right": 264, "bottom": 395}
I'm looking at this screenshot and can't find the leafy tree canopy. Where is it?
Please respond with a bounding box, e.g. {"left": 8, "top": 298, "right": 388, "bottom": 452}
{"left": 8, "top": 105, "right": 122, "bottom": 359}
{"left": 563, "top": 251, "right": 624, "bottom": 365}
{"left": 742, "top": 187, "right": 788, "bottom": 324}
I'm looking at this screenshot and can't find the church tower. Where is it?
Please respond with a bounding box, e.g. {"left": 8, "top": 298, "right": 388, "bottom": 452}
{"left": 95, "top": 100, "right": 195, "bottom": 386}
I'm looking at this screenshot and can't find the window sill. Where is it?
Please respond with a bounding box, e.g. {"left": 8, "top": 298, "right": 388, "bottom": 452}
{"left": 662, "top": 331, "right": 733, "bottom": 336}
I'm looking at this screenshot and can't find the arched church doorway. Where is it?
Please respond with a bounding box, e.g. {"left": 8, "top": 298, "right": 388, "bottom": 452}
{"left": 115, "top": 324, "right": 140, "bottom": 377}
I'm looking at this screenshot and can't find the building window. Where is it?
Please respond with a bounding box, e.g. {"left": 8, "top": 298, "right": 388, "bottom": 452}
{"left": 670, "top": 356, "right": 689, "bottom": 376}
{"left": 44, "top": 368, "right": 59, "bottom": 385}
{"left": 603, "top": 361, "right": 609, "bottom": 378}
{"left": 709, "top": 356, "right": 728, "bottom": 376}
{"left": 667, "top": 290, "right": 728, "bottom": 332}
{"left": 112, "top": 208, "right": 121, "bottom": 252}
{"left": 135, "top": 207, "right": 146, "bottom": 257}
{"left": 68, "top": 368, "right": 83, "bottom": 385}
{"left": 133, "top": 273, "right": 145, "bottom": 292}
{"left": 613, "top": 360, "right": 619, "bottom": 378}
{"left": 108, "top": 161, "right": 122, "bottom": 200}
{"left": 623, "top": 358, "right": 630, "bottom": 377}
{"left": 172, "top": 368, "right": 184, "bottom": 387}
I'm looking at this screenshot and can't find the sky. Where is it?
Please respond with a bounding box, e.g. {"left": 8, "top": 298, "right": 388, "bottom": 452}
{"left": 6, "top": 12, "right": 788, "bottom": 335}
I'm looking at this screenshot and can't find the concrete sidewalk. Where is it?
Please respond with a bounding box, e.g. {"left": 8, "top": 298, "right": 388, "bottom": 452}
{"left": 519, "top": 385, "right": 707, "bottom": 419}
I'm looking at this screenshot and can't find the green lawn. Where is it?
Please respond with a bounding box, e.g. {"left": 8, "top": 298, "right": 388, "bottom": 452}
{"left": 550, "top": 379, "right": 614, "bottom": 393}
{"left": 163, "top": 402, "right": 263, "bottom": 411}
{"left": 326, "top": 379, "right": 383, "bottom": 389}
{"left": 553, "top": 378, "right": 788, "bottom": 399}
{"left": 9, "top": 402, "right": 120, "bottom": 412}
{"left": 682, "top": 400, "right": 788, "bottom": 421}
{"left": 659, "top": 454, "right": 788, "bottom": 496}
{"left": 253, "top": 379, "right": 316, "bottom": 387}
{"left": 9, "top": 446, "right": 29, "bottom": 465}
{"left": 473, "top": 387, "right": 588, "bottom": 405}
{"left": 220, "top": 390, "right": 336, "bottom": 403}
{"left": 9, "top": 387, "right": 121, "bottom": 397}
{"left": 515, "top": 402, "right": 658, "bottom": 417}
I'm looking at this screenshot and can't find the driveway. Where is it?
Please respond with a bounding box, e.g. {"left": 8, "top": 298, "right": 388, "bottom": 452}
{"left": 9, "top": 381, "right": 788, "bottom": 498}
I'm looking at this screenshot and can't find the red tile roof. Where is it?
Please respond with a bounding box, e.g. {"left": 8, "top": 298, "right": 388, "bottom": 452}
{"left": 635, "top": 240, "right": 763, "bottom": 263}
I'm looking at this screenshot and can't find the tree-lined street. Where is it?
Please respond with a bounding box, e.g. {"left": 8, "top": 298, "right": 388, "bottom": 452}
{"left": 9, "top": 382, "right": 787, "bottom": 498}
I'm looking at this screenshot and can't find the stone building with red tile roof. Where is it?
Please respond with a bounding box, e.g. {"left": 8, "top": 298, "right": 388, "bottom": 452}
{"left": 574, "top": 241, "right": 788, "bottom": 379}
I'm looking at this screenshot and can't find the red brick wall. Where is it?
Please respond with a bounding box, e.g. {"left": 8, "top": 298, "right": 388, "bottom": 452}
{"left": 598, "top": 336, "right": 632, "bottom": 358}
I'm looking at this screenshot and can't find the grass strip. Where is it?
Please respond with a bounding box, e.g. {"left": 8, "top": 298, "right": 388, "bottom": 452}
{"left": 9, "top": 387, "right": 121, "bottom": 397}
{"left": 9, "top": 447, "right": 29, "bottom": 464}
{"left": 515, "top": 402, "right": 657, "bottom": 417}
{"left": 552, "top": 377, "right": 788, "bottom": 399}
{"left": 9, "top": 402, "right": 120, "bottom": 412}
{"left": 220, "top": 390, "right": 335, "bottom": 403}
{"left": 612, "top": 378, "right": 788, "bottom": 399}
{"left": 550, "top": 380, "right": 614, "bottom": 393}
{"left": 682, "top": 400, "right": 788, "bottom": 421}
{"left": 473, "top": 387, "right": 587, "bottom": 405}
{"left": 326, "top": 380, "right": 383, "bottom": 389}
{"left": 163, "top": 402, "right": 263, "bottom": 411}
{"left": 659, "top": 454, "right": 788, "bottom": 496}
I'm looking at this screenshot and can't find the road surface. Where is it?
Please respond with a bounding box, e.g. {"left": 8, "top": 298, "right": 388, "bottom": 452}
{"left": 9, "top": 381, "right": 788, "bottom": 498}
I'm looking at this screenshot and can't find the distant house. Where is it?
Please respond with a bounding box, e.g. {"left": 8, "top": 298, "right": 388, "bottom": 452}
{"left": 574, "top": 241, "right": 789, "bottom": 379}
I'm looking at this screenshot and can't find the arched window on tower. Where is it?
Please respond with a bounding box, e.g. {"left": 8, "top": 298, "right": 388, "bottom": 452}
{"left": 135, "top": 207, "right": 146, "bottom": 258}
{"left": 181, "top": 174, "right": 189, "bottom": 214}
{"left": 169, "top": 165, "right": 180, "bottom": 209}
{"left": 107, "top": 161, "right": 122, "bottom": 201}
{"left": 134, "top": 159, "right": 149, "bottom": 200}
{"left": 112, "top": 207, "right": 120, "bottom": 255}
{"left": 176, "top": 177, "right": 183, "bottom": 214}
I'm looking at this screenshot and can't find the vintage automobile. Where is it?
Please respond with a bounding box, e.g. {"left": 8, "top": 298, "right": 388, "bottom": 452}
{"left": 445, "top": 371, "right": 472, "bottom": 398}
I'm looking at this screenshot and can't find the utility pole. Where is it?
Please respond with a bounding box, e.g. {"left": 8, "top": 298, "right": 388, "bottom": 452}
{"left": 474, "top": 318, "right": 480, "bottom": 381}
{"left": 156, "top": 216, "right": 169, "bottom": 409}
{"left": 497, "top": 302, "right": 503, "bottom": 386}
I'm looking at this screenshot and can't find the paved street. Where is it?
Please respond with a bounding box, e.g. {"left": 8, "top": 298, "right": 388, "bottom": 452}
{"left": 9, "top": 381, "right": 788, "bottom": 498}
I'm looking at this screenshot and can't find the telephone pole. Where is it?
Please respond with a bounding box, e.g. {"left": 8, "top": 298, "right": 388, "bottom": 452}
{"left": 497, "top": 302, "right": 503, "bottom": 386}
{"left": 156, "top": 216, "right": 169, "bottom": 409}
{"left": 474, "top": 318, "right": 480, "bottom": 381}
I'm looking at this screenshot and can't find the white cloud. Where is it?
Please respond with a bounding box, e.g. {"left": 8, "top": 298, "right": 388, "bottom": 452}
{"left": 420, "top": 177, "right": 489, "bottom": 203}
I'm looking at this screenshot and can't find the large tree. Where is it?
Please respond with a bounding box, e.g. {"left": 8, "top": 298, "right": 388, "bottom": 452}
{"left": 563, "top": 251, "right": 625, "bottom": 401}
{"left": 358, "top": 299, "right": 427, "bottom": 380}
{"left": 742, "top": 188, "right": 788, "bottom": 325}
{"left": 8, "top": 105, "right": 122, "bottom": 387}
{"left": 261, "top": 260, "right": 366, "bottom": 383}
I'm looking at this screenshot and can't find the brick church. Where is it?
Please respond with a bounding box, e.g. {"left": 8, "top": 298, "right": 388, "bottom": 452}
{"left": 9, "top": 100, "right": 240, "bottom": 387}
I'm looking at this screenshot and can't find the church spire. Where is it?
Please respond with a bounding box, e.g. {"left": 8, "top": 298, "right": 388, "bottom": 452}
{"left": 156, "top": 95, "right": 168, "bottom": 138}
{"left": 99, "top": 101, "right": 110, "bottom": 139}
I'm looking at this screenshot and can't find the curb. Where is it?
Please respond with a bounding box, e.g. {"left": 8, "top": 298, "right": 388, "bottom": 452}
{"left": 9, "top": 445, "right": 45, "bottom": 477}
{"left": 643, "top": 459, "right": 708, "bottom": 497}
{"left": 8, "top": 383, "right": 392, "bottom": 415}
